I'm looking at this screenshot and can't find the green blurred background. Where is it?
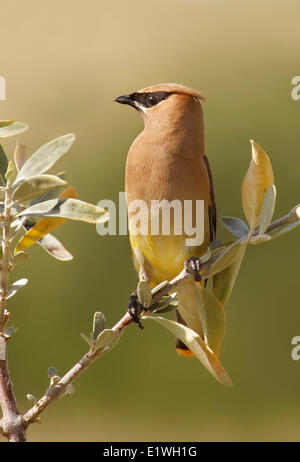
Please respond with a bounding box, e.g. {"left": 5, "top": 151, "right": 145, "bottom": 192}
{"left": 1, "top": 0, "right": 300, "bottom": 441}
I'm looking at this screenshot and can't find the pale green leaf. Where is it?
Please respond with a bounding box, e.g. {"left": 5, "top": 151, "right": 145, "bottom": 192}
{"left": 80, "top": 333, "right": 92, "bottom": 347}
{"left": 143, "top": 316, "right": 232, "bottom": 386}
{"left": 95, "top": 329, "right": 122, "bottom": 352}
{"left": 269, "top": 221, "right": 300, "bottom": 239}
{"left": 137, "top": 280, "right": 152, "bottom": 308}
{"left": 7, "top": 278, "right": 28, "bottom": 299}
{"left": 196, "top": 287, "right": 225, "bottom": 356}
{"left": 0, "top": 120, "right": 14, "bottom": 128}
{"left": 38, "top": 233, "right": 73, "bottom": 261}
{"left": 250, "top": 234, "right": 272, "bottom": 244}
{"left": 14, "top": 141, "right": 26, "bottom": 172}
{"left": 15, "top": 133, "right": 75, "bottom": 182}
{"left": 12, "top": 174, "right": 67, "bottom": 203}
{"left": 221, "top": 216, "right": 249, "bottom": 238}
{"left": 209, "top": 239, "right": 223, "bottom": 251}
{"left": 4, "top": 327, "right": 16, "bottom": 337}
{"left": 48, "top": 366, "right": 57, "bottom": 378}
{"left": 259, "top": 184, "right": 276, "bottom": 235}
{"left": 5, "top": 161, "right": 14, "bottom": 182}
{"left": 17, "top": 198, "right": 110, "bottom": 224}
{"left": 0, "top": 144, "right": 8, "bottom": 185}
{"left": 213, "top": 244, "right": 247, "bottom": 307}
{"left": 149, "top": 293, "right": 178, "bottom": 313}
{"left": 0, "top": 337, "right": 5, "bottom": 360}
{"left": 151, "top": 301, "right": 178, "bottom": 314}
{"left": 92, "top": 312, "right": 106, "bottom": 341}
{"left": 241, "top": 140, "right": 274, "bottom": 230}
{"left": 199, "top": 247, "right": 212, "bottom": 263}
{"left": 208, "top": 239, "right": 247, "bottom": 278}
{"left": 0, "top": 122, "right": 28, "bottom": 139}
{"left": 12, "top": 251, "right": 29, "bottom": 266}
{"left": 29, "top": 172, "right": 67, "bottom": 206}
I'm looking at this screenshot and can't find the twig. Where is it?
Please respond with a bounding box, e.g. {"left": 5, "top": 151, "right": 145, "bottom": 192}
{"left": 23, "top": 268, "right": 194, "bottom": 426}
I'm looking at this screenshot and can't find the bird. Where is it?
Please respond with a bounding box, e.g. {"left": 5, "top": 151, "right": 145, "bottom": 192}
{"left": 115, "top": 83, "right": 216, "bottom": 357}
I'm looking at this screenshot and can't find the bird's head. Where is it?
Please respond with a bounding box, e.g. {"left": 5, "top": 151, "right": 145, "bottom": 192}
{"left": 115, "top": 83, "right": 207, "bottom": 125}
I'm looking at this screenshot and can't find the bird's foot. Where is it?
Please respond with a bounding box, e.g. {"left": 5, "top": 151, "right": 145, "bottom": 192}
{"left": 128, "top": 291, "right": 145, "bottom": 329}
{"left": 184, "top": 256, "right": 202, "bottom": 282}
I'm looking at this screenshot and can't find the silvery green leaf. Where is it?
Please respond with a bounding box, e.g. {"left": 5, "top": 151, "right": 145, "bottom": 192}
{"left": 151, "top": 280, "right": 169, "bottom": 295}
{"left": 0, "top": 337, "right": 5, "bottom": 360}
{"left": 209, "top": 239, "right": 223, "bottom": 251}
{"left": 199, "top": 247, "right": 211, "bottom": 263}
{"left": 250, "top": 234, "right": 272, "bottom": 245}
{"left": 221, "top": 217, "right": 249, "bottom": 238}
{"left": 92, "top": 312, "right": 106, "bottom": 341}
{"left": 213, "top": 243, "right": 247, "bottom": 307}
{"left": 5, "top": 161, "right": 14, "bottom": 182}
{"left": 4, "top": 327, "right": 16, "bottom": 337}
{"left": 0, "top": 120, "right": 14, "bottom": 128}
{"left": 27, "top": 394, "right": 37, "bottom": 403}
{"left": 137, "top": 280, "right": 152, "bottom": 308}
{"left": 149, "top": 293, "right": 177, "bottom": 313}
{"left": 15, "top": 133, "right": 75, "bottom": 182}
{"left": 208, "top": 239, "right": 247, "bottom": 277}
{"left": 80, "top": 333, "right": 92, "bottom": 347}
{"left": 12, "top": 175, "right": 67, "bottom": 203}
{"left": 0, "top": 122, "right": 28, "bottom": 139}
{"left": 143, "top": 315, "right": 232, "bottom": 386}
{"left": 0, "top": 144, "right": 8, "bottom": 185}
{"left": 270, "top": 221, "right": 300, "bottom": 239}
{"left": 196, "top": 287, "right": 225, "bottom": 356}
{"left": 48, "top": 366, "right": 57, "bottom": 378}
{"left": 95, "top": 329, "right": 122, "bottom": 352}
{"left": 17, "top": 198, "right": 109, "bottom": 224}
{"left": 241, "top": 140, "right": 274, "bottom": 230}
{"left": 29, "top": 172, "right": 67, "bottom": 206}
{"left": 7, "top": 278, "right": 28, "bottom": 299}
{"left": 14, "top": 141, "right": 26, "bottom": 173}
{"left": 38, "top": 233, "right": 73, "bottom": 261}
{"left": 151, "top": 300, "right": 178, "bottom": 314}
{"left": 12, "top": 251, "right": 29, "bottom": 266}
{"left": 259, "top": 184, "right": 276, "bottom": 235}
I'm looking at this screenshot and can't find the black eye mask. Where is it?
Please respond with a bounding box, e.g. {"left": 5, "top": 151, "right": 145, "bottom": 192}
{"left": 131, "top": 91, "right": 173, "bottom": 108}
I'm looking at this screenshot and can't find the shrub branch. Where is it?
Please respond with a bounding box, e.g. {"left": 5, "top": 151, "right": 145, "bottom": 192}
{"left": 22, "top": 204, "right": 300, "bottom": 429}
{"left": 0, "top": 179, "right": 27, "bottom": 441}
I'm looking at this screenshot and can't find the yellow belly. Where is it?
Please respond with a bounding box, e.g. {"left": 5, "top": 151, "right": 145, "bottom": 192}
{"left": 130, "top": 233, "right": 208, "bottom": 286}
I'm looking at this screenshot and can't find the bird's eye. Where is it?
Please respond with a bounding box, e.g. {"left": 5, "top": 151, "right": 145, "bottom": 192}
{"left": 147, "top": 95, "right": 158, "bottom": 106}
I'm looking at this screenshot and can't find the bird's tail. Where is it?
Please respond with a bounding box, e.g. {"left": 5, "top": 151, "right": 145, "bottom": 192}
{"left": 175, "top": 280, "right": 205, "bottom": 358}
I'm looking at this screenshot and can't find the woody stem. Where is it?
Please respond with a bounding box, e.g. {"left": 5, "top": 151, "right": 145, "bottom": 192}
{"left": 0, "top": 179, "right": 27, "bottom": 441}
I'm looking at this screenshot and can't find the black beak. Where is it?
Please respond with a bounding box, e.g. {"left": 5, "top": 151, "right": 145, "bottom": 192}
{"left": 114, "top": 94, "right": 135, "bottom": 107}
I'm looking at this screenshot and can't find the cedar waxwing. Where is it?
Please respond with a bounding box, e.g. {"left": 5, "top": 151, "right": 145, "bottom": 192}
{"left": 115, "top": 83, "right": 216, "bottom": 357}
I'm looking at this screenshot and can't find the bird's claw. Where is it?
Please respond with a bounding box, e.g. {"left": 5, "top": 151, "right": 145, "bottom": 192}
{"left": 184, "top": 256, "right": 202, "bottom": 282}
{"left": 128, "top": 291, "right": 145, "bottom": 329}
